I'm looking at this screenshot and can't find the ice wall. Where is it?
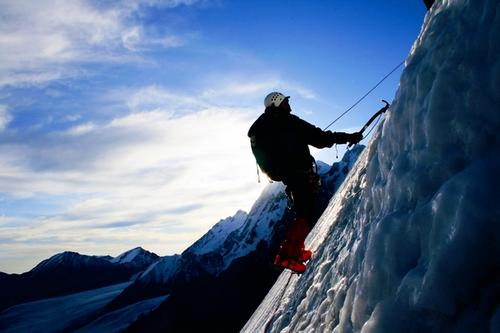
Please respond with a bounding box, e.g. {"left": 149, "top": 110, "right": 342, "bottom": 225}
{"left": 243, "top": 0, "right": 500, "bottom": 332}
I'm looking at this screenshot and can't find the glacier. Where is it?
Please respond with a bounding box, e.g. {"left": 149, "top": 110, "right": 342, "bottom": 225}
{"left": 0, "top": 282, "right": 132, "bottom": 332}
{"left": 243, "top": 0, "right": 500, "bottom": 332}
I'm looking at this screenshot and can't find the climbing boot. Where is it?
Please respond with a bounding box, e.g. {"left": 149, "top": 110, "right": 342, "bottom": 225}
{"left": 273, "top": 217, "right": 312, "bottom": 273}
{"left": 299, "top": 249, "right": 312, "bottom": 262}
{"left": 273, "top": 255, "right": 307, "bottom": 274}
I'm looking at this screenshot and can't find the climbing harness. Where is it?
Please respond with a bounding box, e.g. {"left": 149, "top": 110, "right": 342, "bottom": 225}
{"left": 324, "top": 59, "right": 404, "bottom": 131}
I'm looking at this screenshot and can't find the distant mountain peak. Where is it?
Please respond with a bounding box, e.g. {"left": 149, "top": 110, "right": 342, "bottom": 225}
{"left": 28, "top": 247, "right": 159, "bottom": 275}
{"left": 110, "top": 247, "right": 160, "bottom": 269}
{"left": 187, "top": 210, "right": 248, "bottom": 257}
{"left": 30, "top": 251, "right": 109, "bottom": 273}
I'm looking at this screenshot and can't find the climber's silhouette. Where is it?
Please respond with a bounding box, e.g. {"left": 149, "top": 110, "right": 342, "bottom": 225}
{"left": 248, "top": 92, "right": 362, "bottom": 273}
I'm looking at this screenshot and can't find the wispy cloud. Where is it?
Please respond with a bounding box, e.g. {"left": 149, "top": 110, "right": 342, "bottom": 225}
{"left": 121, "top": 26, "right": 190, "bottom": 51}
{"left": 114, "top": 85, "right": 209, "bottom": 114}
{"left": 0, "top": 0, "right": 202, "bottom": 87}
{"left": 0, "top": 83, "right": 270, "bottom": 272}
{"left": 0, "top": 0, "right": 324, "bottom": 272}
{"left": 202, "top": 80, "right": 281, "bottom": 98}
{"left": 0, "top": 105, "right": 11, "bottom": 131}
{"left": 200, "top": 76, "right": 318, "bottom": 105}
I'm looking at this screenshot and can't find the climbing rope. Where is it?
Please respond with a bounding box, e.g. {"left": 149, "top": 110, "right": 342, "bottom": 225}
{"left": 323, "top": 59, "right": 405, "bottom": 131}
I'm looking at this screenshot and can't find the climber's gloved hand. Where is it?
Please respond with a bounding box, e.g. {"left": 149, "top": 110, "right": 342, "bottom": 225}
{"left": 328, "top": 131, "right": 363, "bottom": 146}
{"left": 348, "top": 132, "right": 363, "bottom": 145}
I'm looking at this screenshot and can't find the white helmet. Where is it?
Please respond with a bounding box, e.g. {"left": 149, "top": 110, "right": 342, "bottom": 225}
{"left": 264, "top": 92, "right": 289, "bottom": 108}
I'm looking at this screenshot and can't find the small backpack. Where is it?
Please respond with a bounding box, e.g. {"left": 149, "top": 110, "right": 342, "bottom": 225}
{"left": 249, "top": 131, "right": 289, "bottom": 182}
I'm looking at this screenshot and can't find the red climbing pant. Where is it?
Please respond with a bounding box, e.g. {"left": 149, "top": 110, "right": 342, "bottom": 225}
{"left": 275, "top": 165, "right": 322, "bottom": 273}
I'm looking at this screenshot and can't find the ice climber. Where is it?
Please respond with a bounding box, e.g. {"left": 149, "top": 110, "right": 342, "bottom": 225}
{"left": 248, "top": 92, "right": 363, "bottom": 273}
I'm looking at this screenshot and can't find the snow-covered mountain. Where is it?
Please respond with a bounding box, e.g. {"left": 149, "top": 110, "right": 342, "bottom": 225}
{"left": 243, "top": 1, "right": 500, "bottom": 332}
{"left": 32, "top": 251, "right": 118, "bottom": 273}
{"left": 184, "top": 182, "right": 288, "bottom": 274}
{"left": 135, "top": 255, "right": 182, "bottom": 285}
{"left": 188, "top": 210, "right": 248, "bottom": 256}
{"left": 31, "top": 247, "right": 158, "bottom": 274}
{"left": 108, "top": 247, "right": 159, "bottom": 270}
{"left": 0, "top": 248, "right": 159, "bottom": 313}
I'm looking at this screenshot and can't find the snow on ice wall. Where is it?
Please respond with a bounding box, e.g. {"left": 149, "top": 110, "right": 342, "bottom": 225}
{"left": 243, "top": 1, "right": 500, "bottom": 332}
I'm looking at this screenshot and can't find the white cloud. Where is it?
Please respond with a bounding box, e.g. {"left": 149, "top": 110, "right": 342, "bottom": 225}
{"left": 0, "top": 76, "right": 319, "bottom": 272}
{"left": 65, "top": 122, "right": 96, "bottom": 136}
{"left": 64, "top": 114, "right": 82, "bottom": 122}
{"left": 110, "top": 79, "right": 317, "bottom": 117}
{"left": 125, "top": 0, "right": 206, "bottom": 10}
{"left": 121, "top": 26, "right": 187, "bottom": 51}
{"left": 158, "top": 35, "right": 185, "bottom": 48}
{"left": 199, "top": 76, "right": 318, "bottom": 105}
{"left": 120, "top": 85, "right": 208, "bottom": 113}
{"left": 287, "top": 83, "right": 317, "bottom": 100}
{"left": 0, "top": 0, "right": 199, "bottom": 87}
{"left": 0, "top": 105, "right": 12, "bottom": 131}
{"left": 201, "top": 79, "right": 280, "bottom": 99}
{"left": 0, "top": 86, "right": 268, "bottom": 272}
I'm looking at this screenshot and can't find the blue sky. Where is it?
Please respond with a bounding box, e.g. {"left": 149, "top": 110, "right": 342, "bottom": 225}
{"left": 0, "top": 0, "right": 426, "bottom": 273}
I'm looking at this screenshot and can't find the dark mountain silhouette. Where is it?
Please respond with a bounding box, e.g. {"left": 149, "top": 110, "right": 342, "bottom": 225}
{"left": 0, "top": 247, "right": 158, "bottom": 312}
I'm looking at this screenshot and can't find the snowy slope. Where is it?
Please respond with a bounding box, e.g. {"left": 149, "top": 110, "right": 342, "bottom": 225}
{"left": 188, "top": 210, "right": 248, "bottom": 255}
{"left": 135, "top": 255, "right": 181, "bottom": 285}
{"left": 0, "top": 282, "right": 131, "bottom": 333}
{"left": 207, "top": 182, "right": 288, "bottom": 272}
{"left": 74, "top": 295, "right": 167, "bottom": 333}
{"left": 243, "top": 1, "right": 500, "bottom": 332}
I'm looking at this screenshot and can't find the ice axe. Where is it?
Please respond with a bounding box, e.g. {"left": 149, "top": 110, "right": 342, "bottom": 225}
{"left": 348, "top": 99, "right": 390, "bottom": 148}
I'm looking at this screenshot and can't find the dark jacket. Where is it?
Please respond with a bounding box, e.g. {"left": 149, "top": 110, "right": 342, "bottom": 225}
{"left": 248, "top": 107, "right": 352, "bottom": 180}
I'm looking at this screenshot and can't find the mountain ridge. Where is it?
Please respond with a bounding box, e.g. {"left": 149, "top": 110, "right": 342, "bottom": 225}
{"left": 0, "top": 247, "right": 159, "bottom": 312}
